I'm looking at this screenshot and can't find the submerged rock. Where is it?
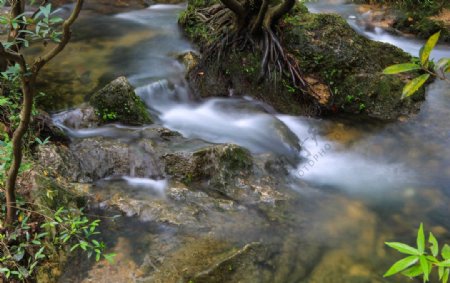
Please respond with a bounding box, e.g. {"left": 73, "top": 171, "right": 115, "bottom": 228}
{"left": 189, "top": 242, "right": 271, "bottom": 283}
{"left": 90, "top": 76, "right": 153, "bottom": 125}
{"left": 181, "top": 2, "right": 426, "bottom": 121}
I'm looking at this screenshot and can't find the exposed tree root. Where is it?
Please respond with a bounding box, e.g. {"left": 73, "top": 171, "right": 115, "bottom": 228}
{"left": 194, "top": 4, "right": 323, "bottom": 105}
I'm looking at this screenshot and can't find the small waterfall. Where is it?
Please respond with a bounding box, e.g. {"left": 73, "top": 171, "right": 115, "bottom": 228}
{"left": 128, "top": 132, "right": 164, "bottom": 179}
{"left": 136, "top": 77, "right": 193, "bottom": 114}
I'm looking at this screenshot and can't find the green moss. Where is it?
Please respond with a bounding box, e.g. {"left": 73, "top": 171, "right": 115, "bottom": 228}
{"left": 182, "top": 2, "right": 427, "bottom": 120}
{"left": 394, "top": 15, "right": 450, "bottom": 42}
{"left": 218, "top": 145, "right": 252, "bottom": 172}
{"left": 90, "top": 76, "right": 152, "bottom": 125}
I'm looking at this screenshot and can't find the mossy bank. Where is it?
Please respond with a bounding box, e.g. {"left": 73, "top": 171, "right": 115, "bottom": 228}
{"left": 179, "top": 0, "right": 427, "bottom": 121}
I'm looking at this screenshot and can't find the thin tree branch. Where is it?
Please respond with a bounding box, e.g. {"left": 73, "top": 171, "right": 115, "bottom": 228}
{"left": 7, "top": 0, "right": 25, "bottom": 41}
{"left": 0, "top": 43, "right": 25, "bottom": 64}
{"left": 33, "top": 0, "right": 84, "bottom": 73}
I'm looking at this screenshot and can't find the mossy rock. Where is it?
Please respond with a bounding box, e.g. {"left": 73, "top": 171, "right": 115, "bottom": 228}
{"left": 181, "top": 2, "right": 428, "bottom": 120}
{"left": 90, "top": 76, "right": 152, "bottom": 125}
{"left": 394, "top": 15, "right": 450, "bottom": 42}
{"left": 284, "top": 12, "right": 426, "bottom": 120}
{"left": 163, "top": 144, "right": 253, "bottom": 188}
{"left": 32, "top": 175, "right": 87, "bottom": 211}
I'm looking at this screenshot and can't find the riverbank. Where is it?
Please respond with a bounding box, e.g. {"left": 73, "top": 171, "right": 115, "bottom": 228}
{"left": 352, "top": 0, "right": 450, "bottom": 42}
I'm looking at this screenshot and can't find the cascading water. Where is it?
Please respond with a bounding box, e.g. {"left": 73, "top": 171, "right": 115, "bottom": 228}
{"left": 44, "top": 2, "right": 450, "bottom": 282}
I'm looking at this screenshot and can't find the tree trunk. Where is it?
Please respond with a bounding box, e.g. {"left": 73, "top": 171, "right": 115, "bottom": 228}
{"left": 2, "top": 0, "right": 84, "bottom": 225}
{"left": 5, "top": 75, "right": 35, "bottom": 224}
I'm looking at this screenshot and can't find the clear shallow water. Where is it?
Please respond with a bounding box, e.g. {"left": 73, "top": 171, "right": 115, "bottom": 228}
{"left": 48, "top": 2, "right": 450, "bottom": 282}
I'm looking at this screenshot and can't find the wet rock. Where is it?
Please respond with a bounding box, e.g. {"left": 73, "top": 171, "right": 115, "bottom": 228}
{"left": 162, "top": 143, "right": 253, "bottom": 188}
{"left": 31, "top": 110, "right": 69, "bottom": 143}
{"left": 190, "top": 242, "right": 272, "bottom": 283}
{"left": 32, "top": 174, "right": 87, "bottom": 211}
{"left": 35, "top": 137, "right": 159, "bottom": 182}
{"left": 176, "top": 50, "right": 201, "bottom": 73}
{"left": 106, "top": 193, "right": 200, "bottom": 225}
{"left": 90, "top": 76, "right": 153, "bottom": 125}
{"left": 35, "top": 144, "right": 81, "bottom": 181}
{"left": 52, "top": 104, "right": 100, "bottom": 129}
{"left": 181, "top": 2, "right": 426, "bottom": 121}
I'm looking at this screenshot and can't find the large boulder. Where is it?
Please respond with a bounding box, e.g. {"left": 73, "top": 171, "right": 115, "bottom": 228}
{"left": 35, "top": 137, "right": 159, "bottom": 183}
{"left": 181, "top": 2, "right": 426, "bottom": 121}
{"left": 89, "top": 76, "right": 153, "bottom": 125}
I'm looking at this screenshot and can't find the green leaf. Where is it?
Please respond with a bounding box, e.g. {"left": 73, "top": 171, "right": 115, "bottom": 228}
{"left": 443, "top": 244, "right": 450, "bottom": 260}
{"left": 440, "top": 266, "right": 445, "bottom": 280}
{"left": 417, "top": 223, "right": 425, "bottom": 254}
{"left": 70, "top": 243, "right": 80, "bottom": 252}
{"left": 438, "top": 260, "right": 450, "bottom": 267}
{"left": 0, "top": 97, "right": 9, "bottom": 106}
{"left": 419, "top": 255, "right": 430, "bottom": 282}
{"left": 429, "top": 232, "right": 439, "bottom": 257}
{"left": 420, "top": 31, "right": 440, "bottom": 67}
{"left": 402, "top": 265, "right": 423, "bottom": 278}
{"left": 384, "top": 255, "right": 419, "bottom": 277}
{"left": 435, "top": 58, "right": 450, "bottom": 73}
{"left": 386, "top": 242, "right": 419, "bottom": 255}
{"left": 383, "top": 63, "right": 421, "bottom": 74}
{"left": 444, "top": 268, "right": 450, "bottom": 283}
{"left": 426, "top": 255, "right": 439, "bottom": 263}
{"left": 39, "top": 4, "right": 52, "bottom": 18}
{"left": 402, "top": 74, "right": 430, "bottom": 99}
{"left": 49, "top": 16, "right": 63, "bottom": 23}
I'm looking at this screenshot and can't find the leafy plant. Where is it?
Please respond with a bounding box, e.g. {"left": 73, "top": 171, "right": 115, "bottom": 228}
{"left": 0, "top": 201, "right": 116, "bottom": 281}
{"left": 384, "top": 223, "right": 450, "bottom": 282}
{"left": 35, "top": 136, "right": 51, "bottom": 146}
{"left": 383, "top": 31, "right": 449, "bottom": 99}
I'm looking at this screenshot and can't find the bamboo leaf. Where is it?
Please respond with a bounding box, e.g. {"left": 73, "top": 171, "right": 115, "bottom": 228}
{"left": 383, "top": 63, "right": 421, "bottom": 74}
{"left": 402, "top": 265, "right": 423, "bottom": 278}
{"left": 421, "top": 31, "right": 440, "bottom": 67}
{"left": 435, "top": 58, "right": 450, "bottom": 73}
{"left": 444, "top": 268, "right": 449, "bottom": 283}
{"left": 429, "top": 232, "right": 439, "bottom": 257}
{"left": 420, "top": 255, "right": 430, "bottom": 281}
{"left": 417, "top": 223, "right": 425, "bottom": 254}
{"left": 402, "top": 74, "right": 430, "bottom": 99}
{"left": 438, "top": 260, "right": 450, "bottom": 267}
{"left": 386, "top": 242, "right": 419, "bottom": 255}
{"left": 384, "top": 255, "right": 419, "bottom": 277}
{"left": 443, "top": 244, "right": 450, "bottom": 260}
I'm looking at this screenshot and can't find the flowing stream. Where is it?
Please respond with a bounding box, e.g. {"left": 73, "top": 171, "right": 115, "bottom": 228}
{"left": 40, "top": 1, "right": 450, "bottom": 282}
